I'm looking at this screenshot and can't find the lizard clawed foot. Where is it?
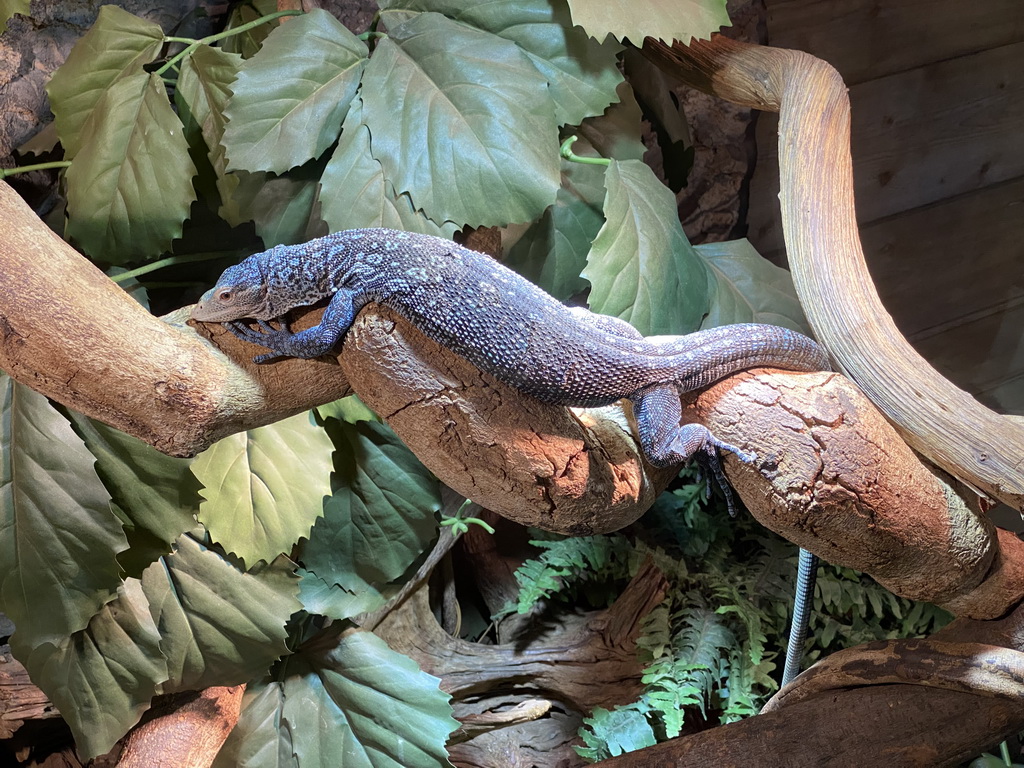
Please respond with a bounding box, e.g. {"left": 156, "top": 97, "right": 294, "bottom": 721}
{"left": 692, "top": 439, "right": 757, "bottom": 518}
{"left": 225, "top": 318, "right": 295, "bottom": 363}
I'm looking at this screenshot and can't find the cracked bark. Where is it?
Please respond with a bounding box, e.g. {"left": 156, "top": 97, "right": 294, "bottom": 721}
{"left": 372, "top": 557, "right": 670, "bottom": 768}
{"left": 0, "top": 24, "right": 1021, "bottom": 768}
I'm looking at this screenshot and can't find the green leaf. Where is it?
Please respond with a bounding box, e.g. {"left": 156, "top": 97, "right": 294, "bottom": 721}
{"left": 0, "top": 375, "right": 127, "bottom": 646}
{"left": 193, "top": 412, "right": 333, "bottom": 568}
{"left": 285, "top": 626, "right": 456, "bottom": 767}
{"left": 217, "top": 629, "right": 457, "bottom": 768}
{"left": 565, "top": 0, "right": 729, "bottom": 45}
{"left": 316, "top": 97, "right": 457, "bottom": 237}
{"left": 11, "top": 578, "right": 167, "bottom": 759}
{"left": 297, "top": 567, "right": 389, "bottom": 620}
{"left": 223, "top": 9, "right": 367, "bottom": 174}
{"left": 314, "top": 394, "right": 380, "bottom": 426}
{"left": 63, "top": 411, "right": 200, "bottom": 576}
{"left": 584, "top": 159, "right": 708, "bottom": 335}
{"left": 576, "top": 706, "right": 656, "bottom": 761}
{"left": 511, "top": 535, "right": 633, "bottom": 613}
{"left": 0, "top": 0, "right": 28, "bottom": 34}
{"left": 225, "top": 164, "right": 326, "bottom": 247}
{"left": 213, "top": 680, "right": 296, "bottom": 768}
{"left": 220, "top": 0, "right": 283, "bottom": 59}
{"left": 575, "top": 81, "right": 646, "bottom": 162}
{"left": 379, "top": 0, "right": 623, "bottom": 126}
{"left": 504, "top": 159, "right": 605, "bottom": 300}
{"left": 302, "top": 420, "right": 440, "bottom": 591}
{"left": 176, "top": 45, "right": 244, "bottom": 214}
{"left": 695, "top": 239, "right": 813, "bottom": 334}
{"left": 361, "top": 12, "right": 560, "bottom": 227}
{"left": 45, "top": 5, "right": 164, "bottom": 159}
{"left": 64, "top": 72, "right": 198, "bottom": 263}
{"left": 142, "top": 535, "right": 300, "bottom": 692}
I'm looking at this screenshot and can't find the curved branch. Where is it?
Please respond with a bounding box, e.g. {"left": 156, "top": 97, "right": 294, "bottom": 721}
{"left": 114, "top": 686, "right": 244, "bottom": 768}
{"left": 762, "top": 639, "right": 1024, "bottom": 714}
{"left": 643, "top": 36, "right": 1024, "bottom": 511}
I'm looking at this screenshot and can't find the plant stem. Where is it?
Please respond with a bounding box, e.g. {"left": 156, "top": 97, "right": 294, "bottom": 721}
{"left": 559, "top": 135, "right": 610, "bottom": 166}
{"left": 155, "top": 9, "right": 303, "bottom": 77}
{"left": 110, "top": 253, "right": 228, "bottom": 283}
{"left": 0, "top": 161, "right": 71, "bottom": 178}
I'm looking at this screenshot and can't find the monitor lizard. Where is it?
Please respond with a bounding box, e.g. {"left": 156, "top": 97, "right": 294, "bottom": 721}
{"left": 192, "top": 227, "right": 830, "bottom": 680}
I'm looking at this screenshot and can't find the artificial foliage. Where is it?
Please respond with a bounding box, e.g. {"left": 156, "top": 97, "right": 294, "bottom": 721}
{"left": 0, "top": 0, "right": 941, "bottom": 764}
{"left": 500, "top": 472, "right": 950, "bottom": 761}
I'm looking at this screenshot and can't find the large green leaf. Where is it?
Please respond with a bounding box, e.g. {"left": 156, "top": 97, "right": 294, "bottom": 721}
{"left": 314, "top": 394, "right": 379, "bottom": 426}
{"left": 226, "top": 164, "right": 325, "bottom": 247}
{"left": 317, "top": 97, "right": 457, "bottom": 237}
{"left": 0, "top": 375, "right": 127, "bottom": 646}
{"left": 220, "top": 0, "right": 282, "bottom": 59}
{"left": 504, "top": 159, "right": 606, "bottom": 300}
{"left": 219, "top": 627, "right": 456, "bottom": 768}
{"left": 212, "top": 680, "right": 296, "bottom": 768}
{"left": 142, "top": 535, "right": 300, "bottom": 692}
{"left": 11, "top": 579, "right": 167, "bottom": 760}
{"left": 46, "top": 5, "right": 164, "bottom": 159}
{"left": 565, "top": 0, "right": 729, "bottom": 45}
{"left": 297, "top": 567, "right": 390, "bottom": 621}
{"left": 576, "top": 81, "right": 647, "bottom": 162}
{"left": 584, "top": 159, "right": 708, "bottom": 335}
{"left": 176, "top": 45, "right": 244, "bottom": 215}
{"left": 63, "top": 411, "right": 200, "bottom": 576}
{"left": 64, "top": 72, "right": 198, "bottom": 263}
{"left": 285, "top": 628, "right": 456, "bottom": 767}
{"left": 222, "top": 9, "right": 367, "bottom": 174}
{"left": 361, "top": 12, "right": 560, "bottom": 227}
{"left": 193, "top": 412, "right": 333, "bottom": 568}
{"left": 302, "top": 420, "right": 439, "bottom": 591}
{"left": 696, "top": 239, "right": 813, "bottom": 335}
{"left": 576, "top": 706, "right": 657, "bottom": 760}
{"left": 379, "top": 0, "right": 623, "bottom": 126}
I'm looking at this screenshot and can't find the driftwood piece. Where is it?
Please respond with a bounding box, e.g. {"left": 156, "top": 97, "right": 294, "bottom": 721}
{"left": 0, "top": 168, "right": 1014, "bottom": 596}
{"left": 0, "top": 646, "right": 58, "bottom": 739}
{"left": 371, "top": 559, "right": 667, "bottom": 768}
{"left": 643, "top": 35, "right": 1024, "bottom": 513}
{"left": 598, "top": 683, "right": 1024, "bottom": 768}
{"left": 113, "top": 686, "right": 244, "bottom": 768}
{"left": 685, "top": 369, "right": 1023, "bottom": 619}
{"left": 374, "top": 559, "right": 668, "bottom": 709}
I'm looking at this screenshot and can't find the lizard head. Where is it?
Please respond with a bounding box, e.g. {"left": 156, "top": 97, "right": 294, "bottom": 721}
{"left": 191, "top": 260, "right": 274, "bottom": 322}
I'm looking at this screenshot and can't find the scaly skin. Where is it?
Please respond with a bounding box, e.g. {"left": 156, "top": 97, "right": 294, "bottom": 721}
{"left": 193, "top": 228, "right": 830, "bottom": 472}
{"left": 194, "top": 228, "right": 831, "bottom": 680}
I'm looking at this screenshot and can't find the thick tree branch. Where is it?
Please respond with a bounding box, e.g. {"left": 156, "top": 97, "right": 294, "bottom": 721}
{"left": 113, "top": 686, "right": 244, "bottom": 768}
{"left": 643, "top": 35, "right": 1024, "bottom": 512}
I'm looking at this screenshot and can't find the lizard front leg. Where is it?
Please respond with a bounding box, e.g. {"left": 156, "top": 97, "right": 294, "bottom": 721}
{"left": 631, "top": 383, "right": 755, "bottom": 515}
{"left": 227, "top": 289, "right": 357, "bottom": 363}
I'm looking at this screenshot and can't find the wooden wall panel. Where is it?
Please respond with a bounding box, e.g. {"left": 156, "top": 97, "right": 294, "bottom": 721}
{"left": 913, "top": 301, "right": 1024, "bottom": 415}
{"left": 748, "top": 42, "right": 1024, "bottom": 255}
{"left": 764, "top": 0, "right": 1024, "bottom": 85}
{"left": 859, "top": 177, "right": 1024, "bottom": 339}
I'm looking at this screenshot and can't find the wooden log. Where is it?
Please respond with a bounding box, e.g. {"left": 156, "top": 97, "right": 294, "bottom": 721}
{"left": 643, "top": 35, "right": 1024, "bottom": 512}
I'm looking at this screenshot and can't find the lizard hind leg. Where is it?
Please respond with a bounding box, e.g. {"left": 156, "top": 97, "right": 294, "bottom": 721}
{"left": 632, "top": 384, "right": 755, "bottom": 516}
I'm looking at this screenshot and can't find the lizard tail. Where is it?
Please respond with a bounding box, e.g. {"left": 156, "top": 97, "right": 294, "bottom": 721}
{"left": 648, "top": 323, "right": 832, "bottom": 388}
{"left": 782, "top": 548, "right": 819, "bottom": 687}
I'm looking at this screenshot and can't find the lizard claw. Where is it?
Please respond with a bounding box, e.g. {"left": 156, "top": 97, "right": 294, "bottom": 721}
{"left": 224, "top": 318, "right": 297, "bottom": 363}
{"left": 694, "top": 440, "right": 756, "bottom": 518}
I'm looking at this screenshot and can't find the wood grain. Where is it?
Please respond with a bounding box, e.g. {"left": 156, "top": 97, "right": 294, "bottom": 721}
{"left": 764, "top": 0, "right": 1024, "bottom": 85}
{"left": 749, "top": 41, "right": 1024, "bottom": 252}
{"left": 644, "top": 35, "right": 1024, "bottom": 511}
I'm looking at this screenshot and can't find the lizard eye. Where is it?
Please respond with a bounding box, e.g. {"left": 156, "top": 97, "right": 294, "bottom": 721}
{"left": 217, "top": 288, "right": 234, "bottom": 304}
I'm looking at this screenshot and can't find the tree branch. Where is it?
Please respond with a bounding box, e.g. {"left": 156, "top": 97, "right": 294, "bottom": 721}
{"left": 642, "top": 35, "right": 1024, "bottom": 512}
